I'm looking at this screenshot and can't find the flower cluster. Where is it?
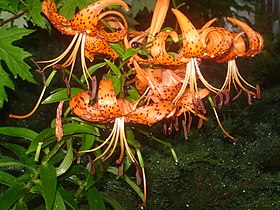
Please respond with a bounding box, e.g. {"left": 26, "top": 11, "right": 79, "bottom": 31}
{"left": 36, "top": 0, "right": 264, "bottom": 205}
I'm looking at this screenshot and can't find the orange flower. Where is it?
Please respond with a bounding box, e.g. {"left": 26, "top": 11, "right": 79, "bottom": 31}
{"left": 40, "top": 0, "right": 128, "bottom": 88}
{"left": 213, "top": 17, "right": 263, "bottom": 103}
{"left": 69, "top": 79, "right": 175, "bottom": 205}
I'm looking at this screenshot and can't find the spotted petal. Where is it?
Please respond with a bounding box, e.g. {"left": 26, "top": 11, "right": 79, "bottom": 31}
{"left": 42, "top": 0, "right": 75, "bottom": 35}
{"left": 71, "top": 0, "right": 129, "bottom": 35}
{"left": 151, "top": 30, "right": 187, "bottom": 65}
{"left": 84, "top": 36, "right": 118, "bottom": 61}
{"left": 97, "top": 80, "right": 121, "bottom": 119}
{"left": 69, "top": 79, "right": 121, "bottom": 122}
{"left": 200, "top": 27, "right": 232, "bottom": 59}
{"left": 172, "top": 9, "right": 204, "bottom": 58}
{"left": 69, "top": 91, "right": 110, "bottom": 122}
{"left": 125, "top": 101, "right": 175, "bottom": 125}
{"left": 227, "top": 17, "right": 264, "bottom": 57}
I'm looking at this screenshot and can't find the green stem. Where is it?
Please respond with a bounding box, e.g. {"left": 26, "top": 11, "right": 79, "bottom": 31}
{"left": 42, "top": 139, "right": 65, "bottom": 164}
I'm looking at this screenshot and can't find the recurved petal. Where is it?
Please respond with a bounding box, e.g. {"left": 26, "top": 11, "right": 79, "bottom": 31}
{"left": 172, "top": 8, "right": 204, "bottom": 58}
{"left": 150, "top": 30, "right": 187, "bottom": 65}
{"left": 213, "top": 32, "right": 246, "bottom": 62}
{"left": 200, "top": 27, "right": 233, "bottom": 59}
{"left": 97, "top": 10, "right": 128, "bottom": 42}
{"left": 227, "top": 17, "right": 264, "bottom": 57}
{"left": 42, "top": 0, "right": 75, "bottom": 35}
{"left": 71, "top": 0, "right": 129, "bottom": 35}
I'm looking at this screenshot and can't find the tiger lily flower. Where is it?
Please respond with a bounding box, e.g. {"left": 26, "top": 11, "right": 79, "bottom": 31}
{"left": 69, "top": 79, "right": 175, "bottom": 206}
{"left": 213, "top": 17, "right": 263, "bottom": 103}
{"left": 170, "top": 9, "right": 211, "bottom": 105}
{"left": 40, "top": 0, "right": 128, "bottom": 88}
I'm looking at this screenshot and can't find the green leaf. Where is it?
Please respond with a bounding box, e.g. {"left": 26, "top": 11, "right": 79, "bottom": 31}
{"left": 14, "top": 202, "right": 28, "bottom": 210}
{"left": 0, "top": 157, "right": 29, "bottom": 169}
{"left": 63, "top": 123, "right": 100, "bottom": 136}
{"left": 0, "top": 64, "right": 14, "bottom": 107}
{"left": 109, "top": 43, "right": 125, "bottom": 58}
{"left": 52, "top": 190, "right": 66, "bottom": 210}
{"left": 0, "top": 27, "right": 35, "bottom": 82}
{"left": 26, "top": 0, "right": 46, "bottom": 28}
{"left": 40, "top": 163, "right": 57, "bottom": 210}
{"left": 0, "top": 27, "right": 35, "bottom": 107}
{"left": 58, "top": 0, "right": 94, "bottom": 20}
{"left": 105, "top": 74, "right": 121, "bottom": 95}
{"left": 101, "top": 193, "right": 124, "bottom": 210}
{"left": 0, "top": 171, "right": 21, "bottom": 187}
{"left": 128, "top": 0, "right": 156, "bottom": 17}
{"left": 26, "top": 128, "right": 55, "bottom": 154}
{"left": 80, "top": 62, "right": 107, "bottom": 83}
{"left": 108, "top": 166, "right": 144, "bottom": 202}
{"left": 0, "top": 0, "right": 19, "bottom": 13}
{"left": 126, "top": 85, "right": 140, "bottom": 102}
{"left": 123, "top": 48, "right": 138, "bottom": 60}
{"left": 57, "top": 186, "right": 79, "bottom": 210}
{"left": 27, "top": 124, "right": 100, "bottom": 154}
{"left": 56, "top": 139, "right": 73, "bottom": 176}
{"left": 105, "top": 59, "right": 121, "bottom": 77}
{"left": 0, "top": 127, "right": 38, "bottom": 141}
{"left": 86, "top": 187, "right": 106, "bottom": 210}
{"left": 0, "top": 182, "right": 29, "bottom": 210}
{"left": 85, "top": 160, "right": 107, "bottom": 190}
{"left": 79, "top": 134, "right": 96, "bottom": 152}
{"left": 0, "top": 142, "right": 35, "bottom": 167}
{"left": 42, "top": 88, "right": 82, "bottom": 104}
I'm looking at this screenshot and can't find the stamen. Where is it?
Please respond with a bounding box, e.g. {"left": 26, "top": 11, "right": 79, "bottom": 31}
{"left": 9, "top": 86, "right": 47, "bottom": 119}
{"left": 37, "top": 33, "right": 80, "bottom": 70}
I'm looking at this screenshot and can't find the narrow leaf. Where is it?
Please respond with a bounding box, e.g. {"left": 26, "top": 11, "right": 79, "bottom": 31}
{"left": 42, "top": 88, "right": 82, "bottom": 104}
{"left": 63, "top": 123, "right": 100, "bottom": 136}
{"left": 0, "top": 182, "right": 29, "bottom": 210}
{"left": 80, "top": 62, "right": 106, "bottom": 83}
{"left": 105, "top": 59, "right": 121, "bottom": 77}
{"left": 86, "top": 187, "right": 106, "bottom": 210}
{"left": 79, "top": 134, "right": 95, "bottom": 152}
{"left": 0, "top": 157, "right": 29, "bottom": 169}
{"left": 58, "top": 186, "right": 79, "bottom": 210}
{"left": 126, "top": 86, "right": 140, "bottom": 102}
{"left": 56, "top": 139, "right": 73, "bottom": 176}
{"left": 109, "top": 43, "right": 125, "bottom": 58}
{"left": 0, "top": 171, "right": 21, "bottom": 187}
{"left": 26, "top": 128, "right": 55, "bottom": 154}
{"left": 108, "top": 166, "right": 144, "bottom": 202}
{"left": 52, "top": 190, "right": 66, "bottom": 210}
{"left": 123, "top": 48, "right": 138, "bottom": 60}
{"left": 105, "top": 74, "right": 121, "bottom": 95}
{"left": 0, "top": 142, "right": 35, "bottom": 167}
{"left": 101, "top": 193, "right": 124, "bottom": 210}
{"left": 40, "top": 164, "right": 57, "bottom": 210}
{"left": 0, "top": 127, "right": 38, "bottom": 141}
